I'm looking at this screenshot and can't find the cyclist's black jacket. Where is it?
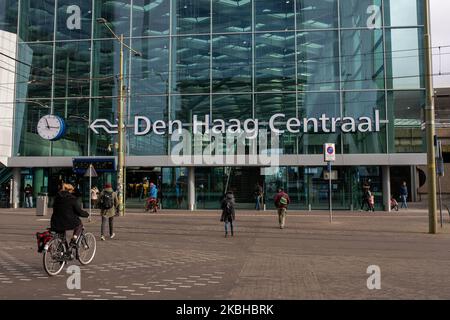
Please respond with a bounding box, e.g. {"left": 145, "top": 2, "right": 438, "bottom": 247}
{"left": 51, "top": 191, "right": 89, "bottom": 232}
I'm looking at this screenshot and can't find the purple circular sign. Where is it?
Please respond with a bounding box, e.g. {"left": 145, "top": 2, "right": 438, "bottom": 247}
{"left": 327, "top": 146, "right": 334, "bottom": 154}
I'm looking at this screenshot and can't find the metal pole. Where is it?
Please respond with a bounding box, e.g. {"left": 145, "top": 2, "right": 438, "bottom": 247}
{"left": 328, "top": 162, "right": 332, "bottom": 223}
{"left": 424, "top": 0, "right": 437, "bottom": 234}
{"left": 438, "top": 175, "right": 443, "bottom": 228}
{"left": 118, "top": 34, "right": 125, "bottom": 217}
{"left": 89, "top": 165, "right": 92, "bottom": 222}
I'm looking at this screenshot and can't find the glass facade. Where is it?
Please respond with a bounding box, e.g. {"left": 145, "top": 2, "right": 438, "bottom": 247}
{"left": 4, "top": 0, "right": 426, "bottom": 157}
{"left": 0, "top": 1, "right": 428, "bottom": 209}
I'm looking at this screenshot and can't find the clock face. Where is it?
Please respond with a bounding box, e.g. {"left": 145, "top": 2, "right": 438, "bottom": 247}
{"left": 37, "top": 115, "right": 65, "bottom": 141}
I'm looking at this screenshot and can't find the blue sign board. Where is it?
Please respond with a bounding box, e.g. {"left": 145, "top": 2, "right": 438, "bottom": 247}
{"left": 72, "top": 158, "right": 116, "bottom": 174}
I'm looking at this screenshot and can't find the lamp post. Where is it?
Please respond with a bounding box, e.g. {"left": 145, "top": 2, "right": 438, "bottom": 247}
{"left": 423, "top": 0, "right": 437, "bottom": 234}
{"left": 96, "top": 18, "right": 142, "bottom": 217}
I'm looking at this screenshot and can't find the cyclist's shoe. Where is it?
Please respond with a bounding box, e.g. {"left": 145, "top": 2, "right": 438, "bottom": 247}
{"left": 100, "top": 235, "right": 106, "bottom": 241}
{"left": 110, "top": 233, "right": 116, "bottom": 239}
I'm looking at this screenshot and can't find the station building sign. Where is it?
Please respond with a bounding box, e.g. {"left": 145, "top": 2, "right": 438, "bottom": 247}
{"left": 90, "top": 110, "right": 384, "bottom": 137}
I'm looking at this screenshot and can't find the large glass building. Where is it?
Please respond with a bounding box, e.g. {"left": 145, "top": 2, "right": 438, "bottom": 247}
{"left": 0, "top": 0, "right": 428, "bottom": 210}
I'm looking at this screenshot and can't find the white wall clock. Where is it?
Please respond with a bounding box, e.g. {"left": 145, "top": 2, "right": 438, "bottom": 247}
{"left": 37, "top": 115, "right": 66, "bottom": 141}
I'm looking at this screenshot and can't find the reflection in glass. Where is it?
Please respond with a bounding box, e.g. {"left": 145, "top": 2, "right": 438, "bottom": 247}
{"left": 195, "top": 167, "right": 225, "bottom": 209}
{"left": 297, "top": 31, "right": 339, "bottom": 91}
{"left": 16, "top": 42, "right": 53, "bottom": 99}
{"left": 298, "top": 92, "right": 341, "bottom": 154}
{"left": 162, "top": 167, "right": 188, "bottom": 209}
{"left": 212, "top": 94, "right": 251, "bottom": 121}
{"left": 341, "top": 29, "right": 384, "bottom": 90}
{"left": 385, "top": 0, "right": 423, "bottom": 27}
{"left": 90, "top": 97, "right": 115, "bottom": 156}
{"left": 94, "top": 0, "right": 131, "bottom": 38}
{"left": 129, "top": 95, "right": 168, "bottom": 155}
{"left": 343, "top": 91, "right": 386, "bottom": 154}
{"left": 254, "top": 0, "right": 294, "bottom": 31}
{"left": 256, "top": 93, "right": 296, "bottom": 154}
{"left": 91, "top": 39, "right": 130, "bottom": 98}
{"left": 131, "top": 37, "right": 169, "bottom": 95}
{"left": 296, "top": 0, "right": 338, "bottom": 30}
{"left": 175, "top": 0, "right": 210, "bottom": 35}
{"left": 171, "top": 94, "right": 210, "bottom": 124}
{"left": 53, "top": 99, "right": 89, "bottom": 156}
{"left": 132, "top": 0, "right": 170, "bottom": 36}
{"left": 385, "top": 28, "right": 424, "bottom": 89}
{"left": 212, "top": 33, "right": 252, "bottom": 93}
{"left": 213, "top": 0, "right": 252, "bottom": 33}
{"left": 0, "top": 0, "right": 18, "bottom": 33}
{"left": 255, "top": 32, "right": 296, "bottom": 92}
{"left": 19, "top": 0, "right": 55, "bottom": 41}
{"left": 172, "top": 35, "right": 210, "bottom": 94}
{"left": 15, "top": 101, "right": 51, "bottom": 156}
{"left": 54, "top": 41, "right": 91, "bottom": 98}
{"left": 387, "top": 90, "right": 425, "bottom": 153}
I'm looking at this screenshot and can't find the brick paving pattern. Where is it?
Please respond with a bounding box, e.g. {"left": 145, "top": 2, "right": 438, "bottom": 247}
{"left": 0, "top": 206, "right": 450, "bottom": 299}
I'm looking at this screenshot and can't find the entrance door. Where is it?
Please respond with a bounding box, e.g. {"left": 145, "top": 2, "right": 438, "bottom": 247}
{"left": 125, "top": 168, "right": 161, "bottom": 209}
{"left": 227, "top": 167, "right": 263, "bottom": 209}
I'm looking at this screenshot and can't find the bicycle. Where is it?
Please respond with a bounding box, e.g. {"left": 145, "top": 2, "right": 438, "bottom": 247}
{"left": 42, "top": 228, "right": 96, "bottom": 276}
{"left": 144, "top": 197, "right": 158, "bottom": 213}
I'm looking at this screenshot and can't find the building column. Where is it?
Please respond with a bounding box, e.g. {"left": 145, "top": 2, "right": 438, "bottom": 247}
{"left": 382, "top": 166, "right": 391, "bottom": 212}
{"left": 411, "top": 165, "right": 417, "bottom": 202}
{"left": 12, "top": 167, "right": 21, "bottom": 209}
{"left": 188, "top": 167, "right": 195, "bottom": 211}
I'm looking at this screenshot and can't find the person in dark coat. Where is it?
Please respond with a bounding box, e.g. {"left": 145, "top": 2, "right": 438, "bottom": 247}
{"left": 50, "top": 183, "right": 89, "bottom": 245}
{"left": 400, "top": 181, "right": 408, "bottom": 209}
{"left": 220, "top": 191, "right": 236, "bottom": 237}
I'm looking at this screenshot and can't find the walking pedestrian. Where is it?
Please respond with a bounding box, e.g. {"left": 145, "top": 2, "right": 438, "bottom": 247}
{"left": 400, "top": 181, "right": 408, "bottom": 209}
{"left": 98, "top": 183, "right": 118, "bottom": 241}
{"left": 90, "top": 186, "right": 99, "bottom": 209}
{"left": 254, "top": 183, "right": 263, "bottom": 211}
{"left": 24, "top": 184, "right": 33, "bottom": 208}
{"left": 360, "top": 181, "right": 372, "bottom": 212}
{"left": 220, "top": 191, "right": 236, "bottom": 237}
{"left": 147, "top": 182, "right": 158, "bottom": 212}
{"left": 274, "top": 188, "right": 290, "bottom": 229}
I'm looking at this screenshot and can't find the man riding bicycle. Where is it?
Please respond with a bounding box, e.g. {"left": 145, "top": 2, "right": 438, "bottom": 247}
{"left": 50, "top": 183, "right": 89, "bottom": 246}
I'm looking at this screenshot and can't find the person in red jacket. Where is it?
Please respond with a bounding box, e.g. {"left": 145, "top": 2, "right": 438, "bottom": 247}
{"left": 274, "top": 188, "right": 290, "bottom": 229}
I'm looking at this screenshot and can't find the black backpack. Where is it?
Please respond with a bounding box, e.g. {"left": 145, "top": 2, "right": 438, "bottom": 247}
{"left": 100, "top": 192, "right": 114, "bottom": 209}
{"left": 225, "top": 201, "right": 233, "bottom": 216}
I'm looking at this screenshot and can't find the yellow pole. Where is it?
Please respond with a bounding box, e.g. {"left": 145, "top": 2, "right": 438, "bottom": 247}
{"left": 118, "top": 34, "right": 125, "bottom": 216}
{"left": 424, "top": 0, "right": 437, "bottom": 233}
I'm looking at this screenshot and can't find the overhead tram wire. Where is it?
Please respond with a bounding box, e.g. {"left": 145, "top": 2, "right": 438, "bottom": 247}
{"left": 2, "top": 43, "right": 450, "bottom": 84}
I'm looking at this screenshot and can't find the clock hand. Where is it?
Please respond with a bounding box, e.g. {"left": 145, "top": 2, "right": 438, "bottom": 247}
{"left": 45, "top": 118, "right": 50, "bottom": 129}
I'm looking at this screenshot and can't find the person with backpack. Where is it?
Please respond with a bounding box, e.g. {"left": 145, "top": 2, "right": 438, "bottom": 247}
{"left": 220, "top": 191, "right": 236, "bottom": 238}
{"left": 274, "top": 188, "right": 290, "bottom": 229}
{"left": 99, "top": 183, "right": 118, "bottom": 241}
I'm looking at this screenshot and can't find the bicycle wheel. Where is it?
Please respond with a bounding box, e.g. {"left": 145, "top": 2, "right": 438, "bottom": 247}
{"left": 43, "top": 238, "right": 66, "bottom": 276}
{"left": 77, "top": 232, "right": 96, "bottom": 265}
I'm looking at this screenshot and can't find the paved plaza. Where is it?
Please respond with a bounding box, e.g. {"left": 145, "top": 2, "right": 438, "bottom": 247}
{"left": 0, "top": 205, "right": 450, "bottom": 300}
